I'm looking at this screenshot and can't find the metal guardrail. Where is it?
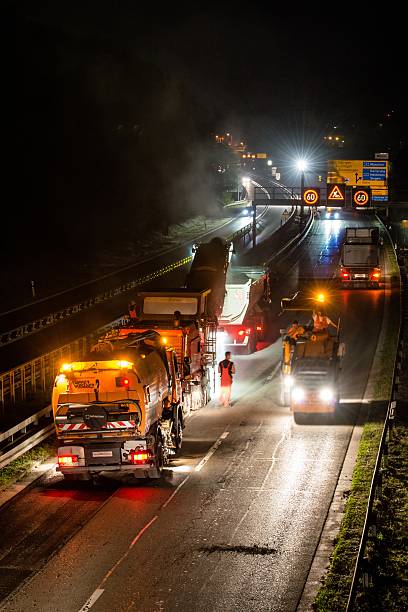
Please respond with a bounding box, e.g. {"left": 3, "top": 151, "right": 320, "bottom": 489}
{"left": 0, "top": 411, "right": 54, "bottom": 469}
{"left": 0, "top": 207, "right": 272, "bottom": 350}
{"left": 346, "top": 399, "right": 399, "bottom": 610}
{"left": 0, "top": 316, "right": 126, "bottom": 416}
{"left": 265, "top": 209, "right": 313, "bottom": 268}
{"left": 346, "top": 220, "right": 404, "bottom": 610}
{"left": 0, "top": 256, "right": 193, "bottom": 348}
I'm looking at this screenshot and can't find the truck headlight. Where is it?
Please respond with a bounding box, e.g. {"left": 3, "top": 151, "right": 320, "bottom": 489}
{"left": 292, "top": 387, "right": 305, "bottom": 402}
{"left": 283, "top": 375, "right": 294, "bottom": 388}
{"left": 319, "top": 387, "right": 334, "bottom": 402}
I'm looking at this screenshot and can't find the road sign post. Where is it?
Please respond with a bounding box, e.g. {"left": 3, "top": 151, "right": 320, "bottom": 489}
{"left": 300, "top": 171, "right": 305, "bottom": 221}
{"left": 252, "top": 201, "right": 257, "bottom": 248}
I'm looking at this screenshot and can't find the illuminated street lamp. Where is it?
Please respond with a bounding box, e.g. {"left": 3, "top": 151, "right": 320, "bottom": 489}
{"left": 296, "top": 159, "right": 308, "bottom": 221}
{"left": 267, "top": 159, "right": 272, "bottom": 166}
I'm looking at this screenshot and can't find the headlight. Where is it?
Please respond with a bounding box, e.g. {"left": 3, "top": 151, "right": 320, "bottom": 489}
{"left": 292, "top": 387, "right": 305, "bottom": 402}
{"left": 283, "top": 375, "right": 294, "bottom": 388}
{"left": 319, "top": 387, "right": 334, "bottom": 402}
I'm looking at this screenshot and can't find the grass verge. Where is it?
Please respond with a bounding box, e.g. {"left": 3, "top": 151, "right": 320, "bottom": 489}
{"left": 353, "top": 417, "right": 408, "bottom": 612}
{"left": 314, "top": 410, "right": 387, "bottom": 611}
{"left": 0, "top": 438, "right": 56, "bottom": 489}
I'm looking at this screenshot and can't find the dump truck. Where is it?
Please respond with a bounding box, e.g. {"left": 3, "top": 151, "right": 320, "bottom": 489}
{"left": 185, "top": 237, "right": 232, "bottom": 318}
{"left": 280, "top": 290, "right": 345, "bottom": 423}
{"left": 218, "top": 266, "right": 270, "bottom": 354}
{"left": 340, "top": 227, "right": 382, "bottom": 288}
{"left": 52, "top": 330, "right": 184, "bottom": 480}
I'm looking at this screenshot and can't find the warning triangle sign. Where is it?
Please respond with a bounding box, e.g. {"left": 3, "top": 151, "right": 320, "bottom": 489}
{"left": 328, "top": 185, "right": 345, "bottom": 200}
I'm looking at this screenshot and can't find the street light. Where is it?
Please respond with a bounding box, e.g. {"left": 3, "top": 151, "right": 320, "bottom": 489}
{"left": 296, "top": 159, "right": 308, "bottom": 221}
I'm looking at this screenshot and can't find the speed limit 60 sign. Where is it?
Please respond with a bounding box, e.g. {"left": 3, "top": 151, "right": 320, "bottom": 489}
{"left": 352, "top": 187, "right": 371, "bottom": 207}
{"left": 302, "top": 187, "right": 320, "bottom": 206}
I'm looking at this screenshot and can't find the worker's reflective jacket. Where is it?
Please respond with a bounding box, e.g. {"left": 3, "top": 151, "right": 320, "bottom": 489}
{"left": 313, "top": 316, "right": 329, "bottom": 331}
{"left": 287, "top": 325, "right": 305, "bottom": 340}
{"left": 219, "top": 360, "right": 234, "bottom": 387}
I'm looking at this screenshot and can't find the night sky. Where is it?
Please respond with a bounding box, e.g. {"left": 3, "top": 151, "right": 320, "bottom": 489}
{"left": 8, "top": 4, "right": 408, "bottom": 267}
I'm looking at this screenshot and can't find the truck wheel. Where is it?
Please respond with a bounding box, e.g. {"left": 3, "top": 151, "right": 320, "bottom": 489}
{"left": 174, "top": 414, "right": 183, "bottom": 452}
{"left": 294, "top": 412, "right": 308, "bottom": 424}
{"left": 154, "top": 434, "right": 165, "bottom": 476}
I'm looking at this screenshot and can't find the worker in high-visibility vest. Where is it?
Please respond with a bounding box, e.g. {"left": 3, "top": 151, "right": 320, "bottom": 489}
{"left": 286, "top": 320, "right": 305, "bottom": 341}
{"left": 218, "top": 351, "right": 236, "bottom": 407}
{"left": 283, "top": 320, "right": 305, "bottom": 365}
{"left": 313, "top": 311, "right": 338, "bottom": 332}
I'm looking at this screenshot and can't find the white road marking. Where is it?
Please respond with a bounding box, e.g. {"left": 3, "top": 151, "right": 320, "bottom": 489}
{"left": 162, "top": 475, "right": 190, "bottom": 508}
{"left": 78, "top": 588, "right": 104, "bottom": 612}
{"left": 78, "top": 516, "right": 158, "bottom": 611}
{"left": 225, "top": 427, "right": 287, "bottom": 536}
{"left": 266, "top": 362, "right": 281, "bottom": 381}
{"left": 195, "top": 430, "right": 230, "bottom": 472}
{"left": 78, "top": 428, "right": 230, "bottom": 610}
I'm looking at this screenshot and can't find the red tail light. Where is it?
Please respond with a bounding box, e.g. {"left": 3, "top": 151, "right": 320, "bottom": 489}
{"left": 256, "top": 324, "right": 262, "bottom": 332}
{"left": 58, "top": 454, "right": 78, "bottom": 467}
{"left": 371, "top": 271, "right": 381, "bottom": 279}
{"left": 129, "top": 450, "right": 151, "bottom": 464}
{"left": 341, "top": 270, "right": 350, "bottom": 279}
{"left": 116, "top": 376, "right": 130, "bottom": 387}
{"left": 237, "top": 329, "right": 245, "bottom": 337}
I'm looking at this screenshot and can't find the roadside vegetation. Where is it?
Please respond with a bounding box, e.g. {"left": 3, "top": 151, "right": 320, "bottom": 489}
{"left": 314, "top": 411, "right": 387, "bottom": 611}
{"left": 314, "top": 231, "right": 401, "bottom": 611}
{"left": 0, "top": 439, "right": 56, "bottom": 489}
{"left": 353, "top": 417, "right": 408, "bottom": 611}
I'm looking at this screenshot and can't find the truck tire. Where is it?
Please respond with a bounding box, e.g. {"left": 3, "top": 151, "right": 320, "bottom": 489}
{"left": 154, "top": 433, "right": 165, "bottom": 476}
{"left": 174, "top": 411, "right": 183, "bottom": 452}
{"left": 294, "top": 412, "right": 309, "bottom": 424}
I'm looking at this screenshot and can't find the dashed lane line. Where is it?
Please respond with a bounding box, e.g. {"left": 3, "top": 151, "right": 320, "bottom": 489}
{"left": 77, "top": 427, "right": 230, "bottom": 611}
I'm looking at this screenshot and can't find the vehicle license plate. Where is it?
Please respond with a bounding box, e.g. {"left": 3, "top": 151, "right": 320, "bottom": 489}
{"left": 92, "top": 451, "right": 113, "bottom": 458}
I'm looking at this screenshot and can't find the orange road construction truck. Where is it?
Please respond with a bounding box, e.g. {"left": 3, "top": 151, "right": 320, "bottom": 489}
{"left": 340, "top": 227, "right": 382, "bottom": 288}
{"left": 52, "top": 239, "right": 230, "bottom": 481}
{"left": 218, "top": 266, "right": 269, "bottom": 354}
{"left": 280, "top": 291, "right": 345, "bottom": 423}
{"left": 53, "top": 330, "right": 185, "bottom": 481}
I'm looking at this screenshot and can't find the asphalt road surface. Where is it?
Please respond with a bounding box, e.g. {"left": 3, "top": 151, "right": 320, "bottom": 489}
{"left": 0, "top": 213, "right": 389, "bottom": 612}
